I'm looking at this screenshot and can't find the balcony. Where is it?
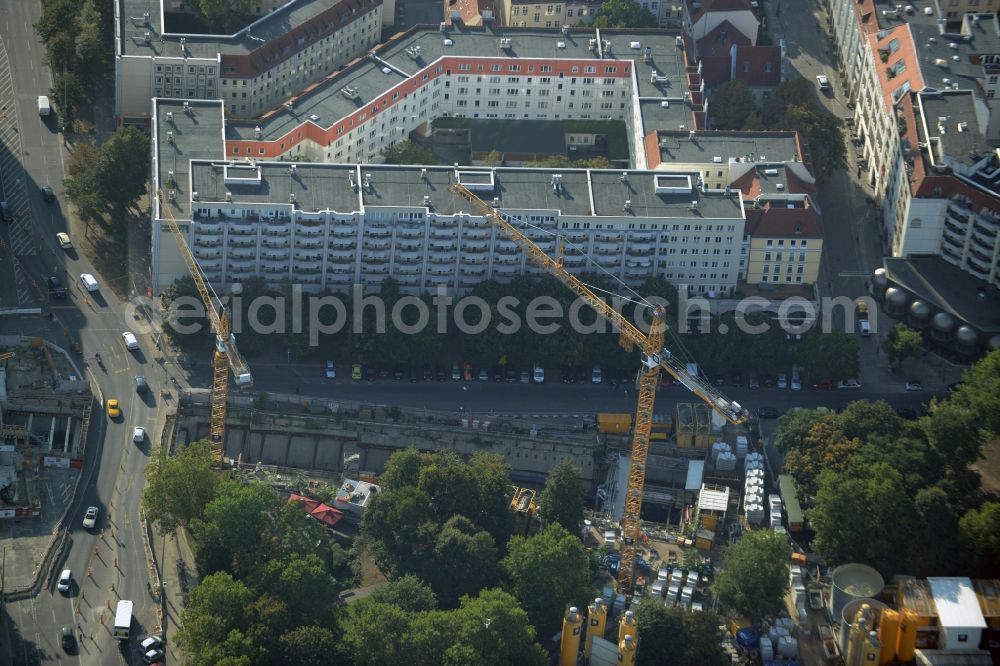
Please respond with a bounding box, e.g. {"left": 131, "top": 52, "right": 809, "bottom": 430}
{"left": 331, "top": 239, "right": 355, "bottom": 249}
{"left": 495, "top": 241, "right": 518, "bottom": 255}
{"left": 295, "top": 225, "right": 324, "bottom": 236}
{"left": 429, "top": 242, "right": 455, "bottom": 252}
{"left": 630, "top": 232, "right": 655, "bottom": 242}
{"left": 328, "top": 251, "right": 355, "bottom": 262}
{"left": 563, "top": 255, "right": 586, "bottom": 267}
{"left": 943, "top": 226, "right": 966, "bottom": 247}
{"left": 263, "top": 224, "right": 289, "bottom": 236}
{"left": 463, "top": 229, "right": 490, "bottom": 240}
{"left": 535, "top": 240, "right": 554, "bottom": 252}
{"left": 397, "top": 228, "right": 425, "bottom": 239}
{"left": 195, "top": 222, "right": 222, "bottom": 234}
{"left": 597, "top": 233, "right": 624, "bottom": 242}
{"left": 199, "top": 259, "right": 222, "bottom": 270}
{"left": 297, "top": 217, "right": 324, "bottom": 227}
{"left": 494, "top": 265, "right": 518, "bottom": 276}
{"left": 295, "top": 237, "right": 324, "bottom": 249}
{"left": 431, "top": 218, "right": 458, "bottom": 228}
{"left": 332, "top": 226, "right": 356, "bottom": 237}
{"left": 365, "top": 227, "right": 392, "bottom": 238}
{"left": 297, "top": 275, "right": 322, "bottom": 285}
{"left": 428, "top": 253, "right": 453, "bottom": 265}
{"left": 195, "top": 248, "right": 222, "bottom": 259}
{"left": 261, "top": 238, "right": 289, "bottom": 249}
{"left": 972, "top": 231, "right": 995, "bottom": 252}
{"left": 461, "top": 256, "right": 487, "bottom": 265}
{"left": 203, "top": 271, "right": 221, "bottom": 281}
{"left": 595, "top": 255, "right": 619, "bottom": 266}
{"left": 428, "top": 268, "right": 452, "bottom": 277}
{"left": 261, "top": 251, "right": 289, "bottom": 261}
{"left": 293, "top": 262, "right": 323, "bottom": 275}
{"left": 260, "top": 260, "right": 287, "bottom": 273}
{"left": 596, "top": 243, "right": 619, "bottom": 255}
{"left": 396, "top": 252, "right": 423, "bottom": 263}
{"left": 228, "top": 238, "right": 257, "bottom": 248}
{"left": 564, "top": 233, "right": 589, "bottom": 244}
{"left": 194, "top": 235, "right": 222, "bottom": 247}
{"left": 397, "top": 275, "right": 421, "bottom": 285}
{"left": 431, "top": 229, "right": 457, "bottom": 240}
{"left": 363, "top": 239, "right": 391, "bottom": 251}
{"left": 494, "top": 256, "right": 520, "bottom": 265}
{"left": 941, "top": 245, "right": 962, "bottom": 264}
{"left": 966, "top": 258, "right": 990, "bottom": 278}
{"left": 627, "top": 246, "right": 654, "bottom": 256}
{"left": 463, "top": 241, "right": 488, "bottom": 252}
{"left": 228, "top": 226, "right": 257, "bottom": 236}
{"left": 294, "top": 250, "right": 323, "bottom": 262}
{"left": 973, "top": 222, "right": 998, "bottom": 240}
{"left": 396, "top": 266, "right": 422, "bottom": 275}
{"left": 229, "top": 248, "right": 257, "bottom": 259}
{"left": 396, "top": 241, "right": 423, "bottom": 252}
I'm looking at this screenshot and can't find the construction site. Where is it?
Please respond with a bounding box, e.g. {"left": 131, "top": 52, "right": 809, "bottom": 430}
{"left": 0, "top": 335, "right": 93, "bottom": 596}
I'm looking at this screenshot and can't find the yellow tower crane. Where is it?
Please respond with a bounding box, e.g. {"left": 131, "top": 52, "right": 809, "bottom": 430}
{"left": 450, "top": 182, "right": 748, "bottom": 597}
{"left": 156, "top": 189, "right": 253, "bottom": 461}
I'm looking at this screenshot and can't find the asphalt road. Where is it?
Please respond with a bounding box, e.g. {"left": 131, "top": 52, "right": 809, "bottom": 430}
{"left": 0, "top": 3, "right": 167, "bottom": 664}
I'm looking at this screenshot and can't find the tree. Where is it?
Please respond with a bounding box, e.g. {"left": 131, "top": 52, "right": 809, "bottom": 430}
{"left": 480, "top": 150, "right": 503, "bottom": 167}
{"left": 909, "top": 486, "right": 958, "bottom": 575}
{"left": 199, "top": 0, "right": 255, "bottom": 33}
{"left": 536, "top": 459, "right": 585, "bottom": 535}
{"left": 772, "top": 408, "right": 830, "bottom": 454}
{"left": 758, "top": 79, "right": 845, "bottom": 180}
{"left": 73, "top": 0, "right": 105, "bottom": 84}
{"left": 175, "top": 572, "right": 256, "bottom": 666}
{"left": 634, "top": 603, "right": 728, "bottom": 666}
{"left": 783, "top": 420, "right": 861, "bottom": 497}
{"left": 794, "top": 332, "right": 859, "bottom": 382}
{"left": 713, "top": 530, "right": 789, "bottom": 621}
{"left": 427, "top": 515, "right": 499, "bottom": 608}
{"left": 96, "top": 127, "right": 150, "bottom": 211}
{"left": 190, "top": 481, "right": 281, "bottom": 576}
{"left": 382, "top": 139, "right": 438, "bottom": 165}
{"left": 502, "top": 524, "right": 592, "bottom": 636}
{"left": 338, "top": 599, "right": 413, "bottom": 664}
{"left": 710, "top": 80, "right": 756, "bottom": 130}
{"left": 368, "top": 574, "right": 438, "bottom": 612}
{"left": 952, "top": 349, "right": 1000, "bottom": 438}
{"left": 836, "top": 400, "right": 903, "bottom": 441}
{"left": 809, "top": 462, "right": 915, "bottom": 576}
{"left": 142, "top": 439, "right": 219, "bottom": 534}
{"left": 883, "top": 323, "right": 923, "bottom": 367}
{"left": 278, "top": 626, "right": 340, "bottom": 666}
{"left": 160, "top": 276, "right": 214, "bottom": 349}
{"left": 256, "top": 554, "right": 340, "bottom": 626}
{"left": 959, "top": 502, "right": 1000, "bottom": 578}
{"left": 591, "top": 0, "right": 658, "bottom": 28}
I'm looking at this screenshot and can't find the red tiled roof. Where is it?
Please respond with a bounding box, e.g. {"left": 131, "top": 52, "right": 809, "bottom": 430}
{"left": 745, "top": 204, "right": 823, "bottom": 238}
{"left": 289, "top": 493, "right": 344, "bottom": 527}
{"left": 289, "top": 493, "right": 321, "bottom": 513}
{"left": 733, "top": 45, "right": 781, "bottom": 87}
{"left": 696, "top": 21, "right": 750, "bottom": 87}
{"left": 449, "top": 0, "right": 495, "bottom": 27}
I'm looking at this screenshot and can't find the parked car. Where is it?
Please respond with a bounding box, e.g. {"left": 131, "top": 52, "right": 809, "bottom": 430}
{"left": 561, "top": 366, "right": 575, "bottom": 384}
{"left": 592, "top": 366, "right": 603, "bottom": 384}
{"left": 905, "top": 380, "right": 922, "bottom": 391}
{"left": 41, "top": 186, "right": 56, "bottom": 202}
{"left": 519, "top": 369, "right": 531, "bottom": 383}
{"left": 816, "top": 74, "right": 831, "bottom": 91}
{"left": 56, "top": 232, "right": 73, "bottom": 249}
{"left": 393, "top": 368, "right": 404, "bottom": 380}
{"left": 812, "top": 379, "right": 833, "bottom": 390}
{"left": 351, "top": 364, "right": 362, "bottom": 380}
{"left": 422, "top": 365, "right": 434, "bottom": 381}
{"left": 82, "top": 506, "right": 98, "bottom": 529}
{"left": 47, "top": 276, "right": 67, "bottom": 299}
{"left": 478, "top": 368, "right": 490, "bottom": 381}
{"left": 365, "top": 367, "right": 377, "bottom": 380}
{"left": 837, "top": 379, "right": 863, "bottom": 390}
{"left": 325, "top": 361, "right": 336, "bottom": 379}
{"left": 504, "top": 367, "right": 518, "bottom": 383}
{"left": 462, "top": 362, "right": 473, "bottom": 382}
{"left": 533, "top": 364, "right": 545, "bottom": 384}
{"left": 0, "top": 201, "right": 12, "bottom": 223}
{"left": 748, "top": 372, "right": 760, "bottom": 390}
{"left": 858, "top": 320, "right": 871, "bottom": 336}
{"left": 140, "top": 635, "right": 164, "bottom": 652}
{"left": 143, "top": 649, "right": 165, "bottom": 664}
{"left": 776, "top": 373, "right": 788, "bottom": 389}
{"left": 757, "top": 407, "right": 782, "bottom": 419}
{"left": 61, "top": 625, "right": 75, "bottom": 651}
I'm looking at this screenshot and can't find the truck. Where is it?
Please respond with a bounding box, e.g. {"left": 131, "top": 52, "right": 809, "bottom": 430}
{"left": 38, "top": 96, "right": 50, "bottom": 116}
{"left": 112, "top": 599, "right": 133, "bottom": 639}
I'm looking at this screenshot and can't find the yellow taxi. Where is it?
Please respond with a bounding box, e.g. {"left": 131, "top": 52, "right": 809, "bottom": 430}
{"left": 351, "top": 364, "right": 362, "bottom": 380}
{"left": 106, "top": 399, "right": 120, "bottom": 418}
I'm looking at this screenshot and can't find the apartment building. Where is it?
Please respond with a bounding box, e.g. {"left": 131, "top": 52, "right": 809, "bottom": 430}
{"left": 153, "top": 100, "right": 746, "bottom": 296}
{"left": 149, "top": 26, "right": 826, "bottom": 298}
{"left": 222, "top": 27, "right": 707, "bottom": 167}
{"left": 114, "top": 0, "right": 383, "bottom": 123}
{"left": 827, "top": 0, "right": 1000, "bottom": 288}
{"left": 742, "top": 200, "right": 823, "bottom": 286}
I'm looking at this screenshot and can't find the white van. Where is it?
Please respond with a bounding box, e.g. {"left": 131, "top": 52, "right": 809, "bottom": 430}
{"left": 80, "top": 273, "right": 98, "bottom": 292}
{"left": 38, "top": 95, "right": 50, "bottom": 116}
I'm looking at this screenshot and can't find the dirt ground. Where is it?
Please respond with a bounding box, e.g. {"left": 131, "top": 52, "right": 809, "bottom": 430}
{"left": 972, "top": 439, "right": 1000, "bottom": 498}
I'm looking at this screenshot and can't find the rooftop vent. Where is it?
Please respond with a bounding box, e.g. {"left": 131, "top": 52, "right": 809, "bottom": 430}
{"left": 166, "top": 111, "right": 174, "bottom": 123}
{"left": 439, "top": 21, "right": 447, "bottom": 32}
{"left": 624, "top": 200, "right": 633, "bottom": 212}
{"left": 423, "top": 195, "right": 432, "bottom": 206}
{"left": 661, "top": 100, "right": 670, "bottom": 108}
{"left": 620, "top": 172, "right": 628, "bottom": 183}
{"left": 443, "top": 38, "right": 454, "bottom": 47}
{"left": 630, "top": 41, "right": 642, "bottom": 50}
{"left": 675, "top": 36, "right": 683, "bottom": 47}
{"left": 557, "top": 41, "right": 566, "bottom": 49}
{"left": 167, "top": 130, "right": 174, "bottom": 144}
{"left": 776, "top": 183, "right": 785, "bottom": 190}
{"left": 492, "top": 197, "right": 500, "bottom": 206}
{"left": 143, "top": 32, "right": 151, "bottom": 44}
{"left": 183, "top": 101, "right": 191, "bottom": 114}
{"left": 290, "top": 193, "right": 296, "bottom": 203}
{"left": 952, "top": 54, "right": 960, "bottom": 61}
{"left": 499, "top": 37, "right": 512, "bottom": 50}
{"left": 689, "top": 130, "right": 697, "bottom": 140}
{"left": 420, "top": 168, "right": 428, "bottom": 180}
{"left": 192, "top": 191, "right": 198, "bottom": 201}
{"left": 949, "top": 42, "right": 959, "bottom": 49}
{"left": 167, "top": 190, "right": 175, "bottom": 202}
{"left": 340, "top": 87, "right": 360, "bottom": 100}
{"left": 290, "top": 164, "right": 297, "bottom": 173}
{"left": 225, "top": 192, "right": 232, "bottom": 202}
{"left": 713, "top": 156, "right": 722, "bottom": 163}
{"left": 254, "top": 125, "right": 261, "bottom": 138}
{"left": 644, "top": 46, "right": 653, "bottom": 63}
{"left": 349, "top": 174, "right": 356, "bottom": 191}
{"left": 957, "top": 122, "right": 969, "bottom": 132}
{"left": 405, "top": 45, "right": 422, "bottom": 59}
{"left": 690, "top": 200, "right": 699, "bottom": 210}
{"left": 364, "top": 173, "right": 373, "bottom": 190}
{"left": 589, "top": 38, "right": 598, "bottom": 52}
{"left": 765, "top": 168, "right": 780, "bottom": 176}
{"left": 561, "top": 25, "right": 570, "bottom": 35}
{"left": 286, "top": 102, "right": 294, "bottom": 111}
{"left": 934, "top": 58, "right": 947, "bottom": 66}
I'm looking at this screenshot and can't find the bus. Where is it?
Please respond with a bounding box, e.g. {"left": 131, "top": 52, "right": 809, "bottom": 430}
{"left": 113, "top": 600, "right": 133, "bottom": 640}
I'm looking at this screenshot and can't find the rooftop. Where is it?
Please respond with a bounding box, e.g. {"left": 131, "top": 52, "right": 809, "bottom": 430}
{"left": 655, "top": 130, "right": 800, "bottom": 165}
{"left": 916, "top": 91, "right": 991, "bottom": 168}
{"left": 118, "top": 0, "right": 360, "bottom": 59}
{"left": 639, "top": 99, "right": 696, "bottom": 134}
{"left": 744, "top": 202, "right": 823, "bottom": 238}
{"left": 155, "top": 99, "right": 226, "bottom": 218}
{"left": 335, "top": 478, "right": 379, "bottom": 514}
{"left": 698, "top": 483, "right": 730, "bottom": 513}
{"left": 899, "top": 11, "right": 1000, "bottom": 89}
{"left": 927, "top": 577, "right": 988, "bottom": 630}
{"left": 191, "top": 161, "right": 362, "bottom": 214}
{"left": 882, "top": 256, "right": 1000, "bottom": 334}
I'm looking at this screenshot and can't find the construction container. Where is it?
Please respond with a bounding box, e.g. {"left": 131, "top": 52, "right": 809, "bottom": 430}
{"left": 585, "top": 598, "right": 608, "bottom": 660}
{"left": 597, "top": 413, "right": 632, "bottom": 434}
{"left": 717, "top": 452, "right": 737, "bottom": 472}
{"left": 895, "top": 609, "right": 918, "bottom": 662}
{"left": 695, "top": 528, "right": 714, "bottom": 551}
{"left": 711, "top": 441, "right": 729, "bottom": 465}
{"left": 778, "top": 475, "right": 804, "bottom": 532}
{"left": 777, "top": 636, "right": 798, "bottom": 658}
{"left": 830, "top": 564, "right": 885, "bottom": 622}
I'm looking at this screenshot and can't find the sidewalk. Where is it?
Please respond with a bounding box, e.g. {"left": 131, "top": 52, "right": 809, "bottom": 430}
{"left": 151, "top": 525, "right": 198, "bottom": 661}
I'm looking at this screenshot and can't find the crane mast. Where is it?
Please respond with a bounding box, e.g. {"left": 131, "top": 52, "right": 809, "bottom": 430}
{"left": 156, "top": 189, "right": 253, "bottom": 461}
{"left": 449, "top": 182, "right": 747, "bottom": 596}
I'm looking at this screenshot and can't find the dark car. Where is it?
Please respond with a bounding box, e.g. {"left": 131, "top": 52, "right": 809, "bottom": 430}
{"left": 409, "top": 367, "right": 419, "bottom": 382}
{"left": 41, "top": 186, "right": 56, "bottom": 203}
{"left": 757, "top": 407, "right": 782, "bottom": 419}
{"left": 504, "top": 368, "right": 518, "bottom": 383}
{"left": 561, "top": 366, "right": 575, "bottom": 384}
{"left": 135, "top": 375, "right": 148, "bottom": 393}
{"left": 61, "top": 625, "right": 75, "bottom": 651}
{"left": 393, "top": 368, "right": 404, "bottom": 380}
{"left": 364, "top": 367, "right": 376, "bottom": 381}
{"left": 0, "top": 201, "right": 12, "bottom": 223}
{"left": 47, "top": 275, "right": 68, "bottom": 299}
{"left": 422, "top": 365, "right": 434, "bottom": 381}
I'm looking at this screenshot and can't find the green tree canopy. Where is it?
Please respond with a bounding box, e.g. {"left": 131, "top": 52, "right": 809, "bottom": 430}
{"left": 951, "top": 349, "right": 1000, "bottom": 438}
{"left": 502, "top": 523, "right": 592, "bottom": 636}
{"left": 713, "top": 530, "right": 789, "bottom": 621}
{"left": 191, "top": 481, "right": 281, "bottom": 576}
{"left": 783, "top": 419, "right": 861, "bottom": 497}
{"left": 368, "top": 574, "right": 438, "bottom": 612}
{"left": 757, "top": 79, "right": 845, "bottom": 180}
{"left": 536, "top": 458, "right": 585, "bottom": 535}
{"left": 794, "top": 332, "right": 859, "bottom": 382}
{"left": 591, "top": 0, "right": 658, "bottom": 28}
{"left": 427, "top": 515, "right": 500, "bottom": 608}
{"left": 382, "top": 139, "right": 438, "bottom": 165}
{"left": 278, "top": 625, "right": 340, "bottom": 666}
{"left": 199, "top": 0, "right": 255, "bottom": 33}
{"left": 175, "top": 572, "right": 257, "bottom": 666}
{"left": 959, "top": 502, "right": 1000, "bottom": 578}
{"left": 883, "top": 323, "right": 924, "bottom": 367}
{"left": 97, "top": 127, "right": 151, "bottom": 211}
{"left": 773, "top": 408, "right": 830, "bottom": 454}
{"left": 634, "top": 603, "right": 728, "bottom": 666}
{"left": 710, "top": 80, "right": 756, "bottom": 130}
{"left": 142, "top": 439, "right": 219, "bottom": 533}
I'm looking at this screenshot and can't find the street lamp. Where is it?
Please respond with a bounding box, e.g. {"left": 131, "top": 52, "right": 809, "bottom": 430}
{"left": 481, "top": 618, "right": 492, "bottom": 657}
